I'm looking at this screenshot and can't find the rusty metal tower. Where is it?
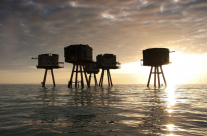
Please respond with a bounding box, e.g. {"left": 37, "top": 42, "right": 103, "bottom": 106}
{"left": 97, "top": 54, "right": 121, "bottom": 87}
{"left": 141, "top": 48, "right": 173, "bottom": 88}
{"left": 64, "top": 44, "right": 92, "bottom": 88}
{"left": 32, "top": 53, "right": 64, "bottom": 87}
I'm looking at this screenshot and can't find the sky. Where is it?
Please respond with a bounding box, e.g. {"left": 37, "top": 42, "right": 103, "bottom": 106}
{"left": 0, "top": 0, "right": 207, "bottom": 85}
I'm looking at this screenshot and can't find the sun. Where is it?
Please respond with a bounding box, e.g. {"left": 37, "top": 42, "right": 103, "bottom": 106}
{"left": 163, "top": 51, "right": 204, "bottom": 85}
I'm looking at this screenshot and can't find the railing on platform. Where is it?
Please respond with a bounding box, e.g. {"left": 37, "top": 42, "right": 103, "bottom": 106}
{"left": 116, "top": 62, "right": 121, "bottom": 68}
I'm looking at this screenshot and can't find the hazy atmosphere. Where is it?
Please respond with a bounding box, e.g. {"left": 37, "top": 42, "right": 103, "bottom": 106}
{"left": 1, "top": 0, "right": 207, "bottom": 84}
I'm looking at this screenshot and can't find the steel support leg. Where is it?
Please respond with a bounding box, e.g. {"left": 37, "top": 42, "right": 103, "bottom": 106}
{"left": 99, "top": 69, "right": 104, "bottom": 87}
{"left": 107, "top": 69, "right": 110, "bottom": 87}
{"left": 89, "top": 73, "right": 92, "bottom": 86}
{"left": 108, "top": 69, "right": 113, "bottom": 87}
{"left": 83, "top": 65, "right": 90, "bottom": 87}
{"left": 80, "top": 65, "right": 84, "bottom": 88}
{"left": 157, "top": 66, "right": 160, "bottom": 88}
{"left": 51, "top": 69, "right": 55, "bottom": 87}
{"left": 154, "top": 66, "right": 156, "bottom": 88}
{"left": 147, "top": 66, "right": 153, "bottom": 87}
{"left": 101, "top": 69, "right": 104, "bottom": 87}
{"left": 100, "top": 69, "right": 105, "bottom": 87}
{"left": 94, "top": 73, "right": 97, "bottom": 86}
{"left": 160, "top": 66, "right": 167, "bottom": 87}
{"left": 42, "top": 69, "right": 48, "bottom": 87}
{"left": 68, "top": 65, "right": 75, "bottom": 88}
{"left": 75, "top": 65, "right": 78, "bottom": 88}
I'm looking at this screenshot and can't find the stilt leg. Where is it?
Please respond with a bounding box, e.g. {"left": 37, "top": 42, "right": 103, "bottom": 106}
{"left": 157, "top": 66, "right": 160, "bottom": 88}
{"left": 107, "top": 69, "right": 110, "bottom": 87}
{"left": 160, "top": 66, "right": 167, "bottom": 87}
{"left": 75, "top": 65, "right": 78, "bottom": 88}
{"left": 108, "top": 69, "right": 113, "bottom": 87}
{"left": 147, "top": 66, "right": 153, "bottom": 87}
{"left": 154, "top": 66, "right": 156, "bottom": 88}
{"left": 99, "top": 69, "right": 105, "bottom": 87}
{"left": 99, "top": 69, "right": 104, "bottom": 86}
{"left": 80, "top": 65, "right": 84, "bottom": 88}
{"left": 42, "top": 69, "right": 48, "bottom": 87}
{"left": 101, "top": 69, "right": 104, "bottom": 87}
{"left": 68, "top": 65, "right": 75, "bottom": 88}
{"left": 94, "top": 73, "right": 97, "bottom": 86}
{"left": 99, "top": 72, "right": 101, "bottom": 87}
{"left": 89, "top": 73, "right": 92, "bottom": 86}
{"left": 83, "top": 65, "right": 90, "bottom": 87}
{"left": 51, "top": 69, "right": 56, "bottom": 87}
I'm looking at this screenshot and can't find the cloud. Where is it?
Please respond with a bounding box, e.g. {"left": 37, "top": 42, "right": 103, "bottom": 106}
{"left": 0, "top": 0, "right": 207, "bottom": 72}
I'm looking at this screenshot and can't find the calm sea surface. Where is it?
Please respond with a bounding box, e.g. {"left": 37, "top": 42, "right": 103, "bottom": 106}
{"left": 0, "top": 84, "right": 207, "bottom": 136}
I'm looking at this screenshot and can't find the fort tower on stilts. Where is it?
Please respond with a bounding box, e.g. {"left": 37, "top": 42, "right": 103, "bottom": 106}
{"left": 64, "top": 44, "right": 92, "bottom": 88}
{"left": 141, "top": 48, "right": 174, "bottom": 88}
{"left": 97, "top": 54, "right": 121, "bottom": 87}
{"left": 85, "top": 62, "right": 99, "bottom": 86}
{"left": 32, "top": 53, "right": 64, "bottom": 87}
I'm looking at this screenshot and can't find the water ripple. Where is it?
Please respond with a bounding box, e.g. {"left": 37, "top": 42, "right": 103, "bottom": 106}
{"left": 0, "top": 84, "right": 207, "bottom": 135}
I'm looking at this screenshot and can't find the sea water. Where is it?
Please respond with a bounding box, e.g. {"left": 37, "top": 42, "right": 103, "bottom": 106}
{"left": 0, "top": 84, "right": 207, "bottom": 136}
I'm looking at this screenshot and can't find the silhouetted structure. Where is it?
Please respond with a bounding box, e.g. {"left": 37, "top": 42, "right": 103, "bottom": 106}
{"left": 141, "top": 48, "right": 173, "bottom": 88}
{"left": 96, "top": 54, "right": 121, "bottom": 87}
{"left": 32, "top": 53, "right": 64, "bottom": 87}
{"left": 64, "top": 44, "right": 92, "bottom": 88}
{"left": 85, "top": 61, "right": 99, "bottom": 86}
